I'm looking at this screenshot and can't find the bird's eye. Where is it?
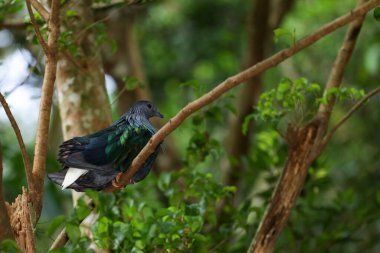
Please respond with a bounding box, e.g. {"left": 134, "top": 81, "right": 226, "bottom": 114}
{"left": 147, "top": 103, "right": 152, "bottom": 109}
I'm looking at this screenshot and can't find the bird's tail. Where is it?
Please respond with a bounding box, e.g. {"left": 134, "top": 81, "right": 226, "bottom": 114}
{"left": 47, "top": 170, "right": 67, "bottom": 187}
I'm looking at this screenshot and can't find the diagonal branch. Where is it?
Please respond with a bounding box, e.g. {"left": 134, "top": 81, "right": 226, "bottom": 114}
{"left": 31, "top": 0, "right": 60, "bottom": 220}
{"left": 248, "top": 1, "right": 368, "bottom": 253}
{"left": 322, "top": 85, "right": 380, "bottom": 148}
{"left": 30, "top": 0, "right": 49, "bottom": 21}
{"left": 106, "top": 0, "right": 380, "bottom": 191}
{"left": 26, "top": 0, "right": 50, "bottom": 55}
{"left": 312, "top": 0, "right": 369, "bottom": 157}
{"left": 0, "top": 92, "right": 33, "bottom": 191}
{"left": 317, "top": 0, "right": 369, "bottom": 125}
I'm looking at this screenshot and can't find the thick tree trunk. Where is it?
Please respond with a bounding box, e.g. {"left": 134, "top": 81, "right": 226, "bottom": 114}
{"left": 247, "top": 123, "right": 318, "bottom": 253}
{"left": 56, "top": 0, "right": 112, "bottom": 202}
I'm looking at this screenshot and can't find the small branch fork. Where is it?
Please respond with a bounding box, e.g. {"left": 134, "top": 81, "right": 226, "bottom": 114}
{"left": 322, "top": 85, "right": 380, "bottom": 148}
{"left": 30, "top": 0, "right": 60, "bottom": 219}
{"left": 106, "top": 0, "right": 380, "bottom": 191}
{"left": 25, "top": 0, "right": 49, "bottom": 55}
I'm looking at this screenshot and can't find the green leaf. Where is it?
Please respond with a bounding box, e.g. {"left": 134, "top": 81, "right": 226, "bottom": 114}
{"left": 185, "top": 203, "right": 202, "bottom": 216}
{"left": 274, "top": 27, "right": 296, "bottom": 45}
{"left": 374, "top": 7, "right": 380, "bottom": 22}
{"left": 86, "top": 190, "right": 100, "bottom": 206}
{"left": 65, "top": 10, "right": 78, "bottom": 18}
{"left": 242, "top": 113, "right": 255, "bottom": 135}
{"left": 93, "top": 217, "right": 111, "bottom": 249}
{"left": 0, "top": 240, "right": 22, "bottom": 253}
{"left": 66, "top": 223, "right": 81, "bottom": 243}
{"left": 76, "top": 198, "right": 92, "bottom": 220}
{"left": 47, "top": 215, "right": 66, "bottom": 236}
{"left": 123, "top": 76, "right": 144, "bottom": 91}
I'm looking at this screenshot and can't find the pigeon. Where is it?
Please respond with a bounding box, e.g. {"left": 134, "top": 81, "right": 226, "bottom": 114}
{"left": 47, "top": 100, "right": 164, "bottom": 191}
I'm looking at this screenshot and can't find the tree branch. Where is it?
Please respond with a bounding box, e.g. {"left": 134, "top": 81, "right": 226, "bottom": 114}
{"left": 49, "top": 228, "right": 68, "bottom": 250}
{"left": 26, "top": 0, "right": 50, "bottom": 55}
{"left": 30, "top": 0, "right": 50, "bottom": 22}
{"left": 92, "top": 0, "right": 154, "bottom": 10}
{"left": 317, "top": 0, "right": 368, "bottom": 125}
{"left": 322, "top": 85, "right": 380, "bottom": 148}
{"left": 0, "top": 92, "right": 33, "bottom": 192}
{"left": 0, "top": 142, "right": 14, "bottom": 241}
{"left": 31, "top": 0, "right": 60, "bottom": 220}
{"left": 106, "top": 0, "right": 380, "bottom": 191}
{"left": 312, "top": 0, "right": 369, "bottom": 157}
{"left": 247, "top": 1, "right": 368, "bottom": 252}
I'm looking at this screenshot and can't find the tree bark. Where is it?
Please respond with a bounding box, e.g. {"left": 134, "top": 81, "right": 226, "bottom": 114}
{"left": 6, "top": 188, "right": 35, "bottom": 253}
{"left": 247, "top": 123, "right": 319, "bottom": 253}
{"left": 55, "top": 0, "right": 112, "bottom": 203}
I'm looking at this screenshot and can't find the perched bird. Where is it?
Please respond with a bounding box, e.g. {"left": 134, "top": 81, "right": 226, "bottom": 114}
{"left": 48, "top": 100, "right": 164, "bottom": 191}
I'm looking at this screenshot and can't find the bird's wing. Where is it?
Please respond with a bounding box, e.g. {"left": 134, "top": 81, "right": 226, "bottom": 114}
{"left": 101, "top": 123, "right": 154, "bottom": 171}
{"left": 58, "top": 120, "right": 154, "bottom": 173}
{"left": 57, "top": 125, "right": 116, "bottom": 171}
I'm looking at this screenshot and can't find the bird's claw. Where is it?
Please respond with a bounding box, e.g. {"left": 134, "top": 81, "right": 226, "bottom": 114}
{"left": 111, "top": 173, "right": 124, "bottom": 189}
{"left": 112, "top": 173, "right": 135, "bottom": 189}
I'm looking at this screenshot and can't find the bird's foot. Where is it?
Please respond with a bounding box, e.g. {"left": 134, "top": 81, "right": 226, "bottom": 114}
{"left": 111, "top": 174, "right": 136, "bottom": 189}
{"left": 111, "top": 173, "right": 124, "bottom": 189}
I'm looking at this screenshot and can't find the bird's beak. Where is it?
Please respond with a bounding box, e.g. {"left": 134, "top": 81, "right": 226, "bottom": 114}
{"left": 156, "top": 111, "right": 164, "bottom": 118}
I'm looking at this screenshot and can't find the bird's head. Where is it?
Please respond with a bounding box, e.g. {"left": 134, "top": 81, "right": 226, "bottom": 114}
{"left": 131, "top": 100, "right": 164, "bottom": 119}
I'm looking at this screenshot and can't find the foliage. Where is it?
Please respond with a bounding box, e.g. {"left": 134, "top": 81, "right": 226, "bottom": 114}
{"left": 1, "top": 0, "right": 380, "bottom": 252}
{"left": 374, "top": 7, "right": 380, "bottom": 22}
{"left": 244, "top": 77, "right": 365, "bottom": 131}
{"left": 0, "top": 0, "right": 23, "bottom": 22}
{"left": 0, "top": 240, "right": 23, "bottom": 253}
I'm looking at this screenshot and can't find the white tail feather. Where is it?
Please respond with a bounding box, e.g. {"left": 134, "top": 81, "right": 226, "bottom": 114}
{"left": 62, "top": 168, "right": 88, "bottom": 189}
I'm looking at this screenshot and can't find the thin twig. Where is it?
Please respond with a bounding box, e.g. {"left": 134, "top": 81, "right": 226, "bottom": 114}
{"left": 106, "top": 0, "right": 380, "bottom": 191}
{"left": 30, "top": 0, "right": 49, "bottom": 21}
{"left": 50, "top": 228, "right": 68, "bottom": 250}
{"left": 92, "top": 0, "right": 153, "bottom": 10}
{"left": 31, "top": 0, "right": 60, "bottom": 220}
{"left": 26, "top": 0, "right": 50, "bottom": 55}
{"left": 322, "top": 85, "right": 380, "bottom": 147}
{"left": 0, "top": 92, "right": 33, "bottom": 191}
